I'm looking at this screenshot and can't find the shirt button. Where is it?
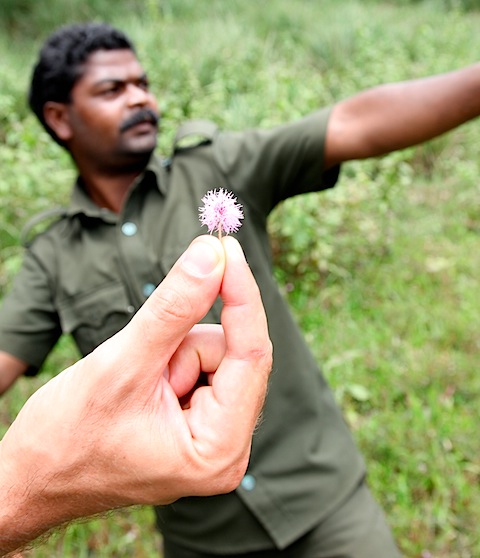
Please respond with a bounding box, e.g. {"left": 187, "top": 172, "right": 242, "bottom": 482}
{"left": 241, "top": 474, "right": 256, "bottom": 491}
{"left": 121, "top": 222, "right": 137, "bottom": 236}
{"left": 127, "top": 305, "right": 135, "bottom": 314}
{"left": 143, "top": 283, "right": 156, "bottom": 297}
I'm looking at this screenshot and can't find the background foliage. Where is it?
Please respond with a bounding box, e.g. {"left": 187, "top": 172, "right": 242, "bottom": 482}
{"left": 1, "top": 1, "right": 479, "bottom": 556}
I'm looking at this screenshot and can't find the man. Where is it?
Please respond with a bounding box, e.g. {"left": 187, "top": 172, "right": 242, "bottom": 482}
{"left": 0, "top": 22, "right": 479, "bottom": 557}
{"left": 0, "top": 235, "right": 273, "bottom": 556}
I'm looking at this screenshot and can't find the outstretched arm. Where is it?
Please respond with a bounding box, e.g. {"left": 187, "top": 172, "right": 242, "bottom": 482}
{"left": 324, "top": 62, "right": 480, "bottom": 168}
{"left": 0, "top": 235, "right": 272, "bottom": 557}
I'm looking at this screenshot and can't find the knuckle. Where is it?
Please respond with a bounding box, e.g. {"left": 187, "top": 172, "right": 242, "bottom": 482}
{"left": 212, "top": 457, "right": 249, "bottom": 494}
{"left": 149, "top": 286, "right": 194, "bottom": 324}
{"left": 249, "top": 340, "right": 273, "bottom": 370}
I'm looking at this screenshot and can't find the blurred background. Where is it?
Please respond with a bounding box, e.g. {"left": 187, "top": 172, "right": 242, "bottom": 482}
{"left": 1, "top": 1, "right": 479, "bottom": 556}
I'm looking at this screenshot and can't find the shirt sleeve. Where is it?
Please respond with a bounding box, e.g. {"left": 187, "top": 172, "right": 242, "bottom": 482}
{"left": 213, "top": 108, "right": 340, "bottom": 216}
{"left": 0, "top": 249, "right": 62, "bottom": 374}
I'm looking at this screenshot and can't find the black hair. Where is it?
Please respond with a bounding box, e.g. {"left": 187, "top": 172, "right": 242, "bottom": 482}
{"left": 28, "top": 22, "right": 135, "bottom": 146}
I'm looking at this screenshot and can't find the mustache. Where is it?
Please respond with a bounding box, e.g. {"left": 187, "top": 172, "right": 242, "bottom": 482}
{"left": 119, "top": 108, "right": 160, "bottom": 132}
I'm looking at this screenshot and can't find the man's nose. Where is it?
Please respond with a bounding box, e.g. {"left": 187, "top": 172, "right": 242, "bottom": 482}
{"left": 126, "top": 83, "right": 151, "bottom": 106}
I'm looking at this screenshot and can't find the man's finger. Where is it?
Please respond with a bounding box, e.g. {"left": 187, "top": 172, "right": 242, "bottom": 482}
{"left": 167, "top": 324, "right": 226, "bottom": 397}
{"left": 214, "top": 236, "right": 272, "bottom": 411}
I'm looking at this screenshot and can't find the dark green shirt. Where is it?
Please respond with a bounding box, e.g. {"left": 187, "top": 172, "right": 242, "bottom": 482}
{"left": 0, "top": 109, "right": 365, "bottom": 553}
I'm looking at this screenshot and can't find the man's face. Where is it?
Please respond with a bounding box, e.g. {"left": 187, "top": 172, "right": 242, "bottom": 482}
{"left": 64, "top": 49, "right": 159, "bottom": 169}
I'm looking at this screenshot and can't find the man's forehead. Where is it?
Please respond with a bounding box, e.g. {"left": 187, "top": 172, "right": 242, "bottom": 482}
{"left": 80, "top": 49, "right": 146, "bottom": 83}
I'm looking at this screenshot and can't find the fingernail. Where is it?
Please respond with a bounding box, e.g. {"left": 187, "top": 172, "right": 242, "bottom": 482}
{"left": 224, "top": 236, "right": 247, "bottom": 262}
{"left": 181, "top": 239, "right": 221, "bottom": 277}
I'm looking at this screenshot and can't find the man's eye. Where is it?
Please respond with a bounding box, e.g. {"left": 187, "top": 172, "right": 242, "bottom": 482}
{"left": 102, "top": 84, "right": 122, "bottom": 96}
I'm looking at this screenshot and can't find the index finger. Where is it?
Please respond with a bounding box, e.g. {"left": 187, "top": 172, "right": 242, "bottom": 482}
{"left": 213, "top": 237, "right": 272, "bottom": 411}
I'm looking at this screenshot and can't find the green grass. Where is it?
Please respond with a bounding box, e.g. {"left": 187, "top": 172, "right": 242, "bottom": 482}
{"left": 1, "top": 0, "right": 480, "bottom": 556}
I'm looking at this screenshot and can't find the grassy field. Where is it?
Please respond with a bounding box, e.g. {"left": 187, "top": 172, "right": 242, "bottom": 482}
{"left": 1, "top": 0, "right": 479, "bottom": 556}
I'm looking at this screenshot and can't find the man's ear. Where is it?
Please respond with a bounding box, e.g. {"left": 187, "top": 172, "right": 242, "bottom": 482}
{"left": 43, "top": 101, "right": 72, "bottom": 142}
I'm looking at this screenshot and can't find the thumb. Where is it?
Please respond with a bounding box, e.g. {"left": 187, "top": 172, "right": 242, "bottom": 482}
{"left": 118, "top": 235, "right": 226, "bottom": 366}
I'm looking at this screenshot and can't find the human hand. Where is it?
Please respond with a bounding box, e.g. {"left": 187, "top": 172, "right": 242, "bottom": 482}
{"left": 0, "top": 235, "right": 272, "bottom": 553}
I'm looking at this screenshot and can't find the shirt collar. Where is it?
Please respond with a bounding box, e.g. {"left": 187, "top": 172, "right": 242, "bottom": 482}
{"left": 66, "top": 154, "right": 168, "bottom": 221}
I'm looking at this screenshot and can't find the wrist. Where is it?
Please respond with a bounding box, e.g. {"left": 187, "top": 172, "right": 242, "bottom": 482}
{"left": 0, "top": 439, "right": 54, "bottom": 555}
{"left": 0, "top": 422, "right": 92, "bottom": 555}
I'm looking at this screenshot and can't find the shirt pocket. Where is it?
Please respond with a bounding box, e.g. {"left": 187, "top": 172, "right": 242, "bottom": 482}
{"left": 159, "top": 248, "right": 223, "bottom": 323}
{"left": 57, "top": 281, "right": 133, "bottom": 356}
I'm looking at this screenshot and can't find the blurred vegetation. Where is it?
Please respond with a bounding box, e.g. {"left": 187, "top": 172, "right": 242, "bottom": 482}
{"left": 1, "top": 0, "right": 479, "bottom": 556}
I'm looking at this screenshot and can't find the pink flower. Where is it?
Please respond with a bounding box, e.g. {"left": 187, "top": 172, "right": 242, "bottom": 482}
{"left": 199, "top": 188, "right": 244, "bottom": 237}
